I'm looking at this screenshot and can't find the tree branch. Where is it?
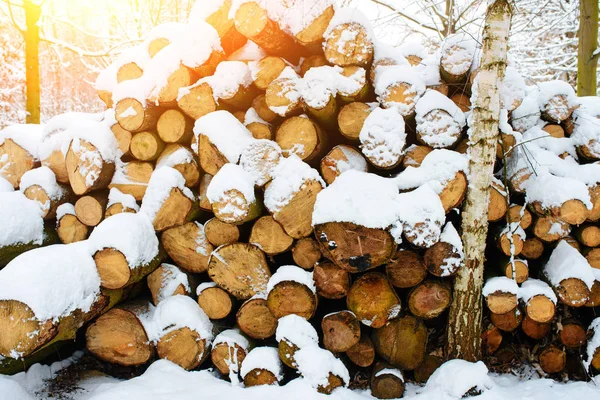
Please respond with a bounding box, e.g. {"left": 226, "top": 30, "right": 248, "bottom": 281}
{"left": 2, "top": 0, "right": 26, "bottom": 33}
{"left": 369, "top": 0, "right": 439, "bottom": 32}
{"left": 39, "top": 35, "right": 142, "bottom": 58}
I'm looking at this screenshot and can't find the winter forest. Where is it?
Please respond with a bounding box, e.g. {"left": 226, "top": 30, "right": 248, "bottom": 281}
{"left": 1, "top": 0, "right": 600, "bottom": 399}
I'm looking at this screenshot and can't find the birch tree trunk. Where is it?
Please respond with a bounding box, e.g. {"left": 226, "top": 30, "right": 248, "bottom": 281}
{"left": 577, "top": 0, "right": 599, "bottom": 96}
{"left": 24, "top": 0, "right": 41, "bottom": 124}
{"left": 446, "top": 0, "right": 512, "bottom": 361}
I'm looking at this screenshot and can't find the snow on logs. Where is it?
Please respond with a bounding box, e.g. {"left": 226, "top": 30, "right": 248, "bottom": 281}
{"left": 0, "top": 124, "right": 44, "bottom": 188}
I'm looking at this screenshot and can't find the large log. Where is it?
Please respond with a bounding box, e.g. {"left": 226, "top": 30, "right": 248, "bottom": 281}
{"left": 161, "top": 222, "right": 213, "bottom": 274}
{"left": 313, "top": 261, "right": 350, "bottom": 299}
{"left": 322, "top": 310, "right": 361, "bottom": 353}
{"left": 237, "top": 296, "right": 277, "bottom": 340}
{"left": 347, "top": 272, "right": 401, "bottom": 328}
{"left": 371, "top": 315, "right": 428, "bottom": 370}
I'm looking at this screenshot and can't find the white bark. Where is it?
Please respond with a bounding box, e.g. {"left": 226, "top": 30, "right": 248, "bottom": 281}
{"left": 447, "top": 0, "right": 512, "bottom": 361}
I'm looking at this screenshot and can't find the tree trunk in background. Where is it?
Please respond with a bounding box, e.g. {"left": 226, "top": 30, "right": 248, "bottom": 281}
{"left": 24, "top": 0, "right": 41, "bottom": 124}
{"left": 577, "top": 0, "right": 599, "bottom": 96}
{"left": 446, "top": 0, "right": 512, "bottom": 361}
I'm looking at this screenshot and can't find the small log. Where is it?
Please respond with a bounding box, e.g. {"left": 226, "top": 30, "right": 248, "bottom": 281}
{"left": 574, "top": 224, "right": 600, "bottom": 247}
{"left": 177, "top": 82, "right": 217, "bottom": 120}
{"left": 204, "top": 218, "right": 240, "bottom": 247}
{"left": 408, "top": 281, "right": 452, "bottom": 319}
{"left": 450, "top": 93, "right": 471, "bottom": 112}
{"left": 109, "top": 161, "right": 154, "bottom": 201}
{"left": 320, "top": 145, "right": 368, "bottom": 185}
{"left": 252, "top": 93, "right": 279, "bottom": 123}
{"left": 74, "top": 191, "right": 108, "bottom": 227}
{"left": 587, "top": 248, "right": 600, "bottom": 269}
{"left": 588, "top": 184, "right": 600, "bottom": 222}
{"left": 65, "top": 140, "right": 115, "bottom": 196}
{"left": 322, "top": 311, "right": 361, "bottom": 353}
{"left": 559, "top": 319, "right": 586, "bottom": 348}
{"left": 197, "top": 284, "right": 233, "bottom": 320}
{"left": 539, "top": 345, "right": 566, "bottom": 374}
{"left": 203, "top": 0, "right": 248, "bottom": 55}
{"left": 543, "top": 124, "right": 565, "bottom": 138}
{"left": 439, "top": 34, "right": 475, "bottom": 83}
{"left": 482, "top": 324, "right": 503, "bottom": 354}
{"left": 530, "top": 199, "right": 590, "bottom": 226}
{"left": 147, "top": 263, "right": 190, "bottom": 305}
{"left": 115, "top": 98, "right": 163, "bottom": 133}
{"left": 424, "top": 240, "right": 463, "bottom": 278}
{"left": 496, "top": 132, "right": 517, "bottom": 158}
{"left": 161, "top": 222, "right": 214, "bottom": 274}
{"left": 198, "top": 173, "right": 213, "bottom": 212}
{"left": 488, "top": 180, "right": 508, "bottom": 222}
{"left": 241, "top": 347, "right": 281, "bottom": 387}
{"left": 267, "top": 278, "right": 318, "bottom": 320}
{"left": 116, "top": 62, "right": 143, "bottom": 83}
{"left": 157, "top": 326, "right": 208, "bottom": 371}
{"left": 236, "top": 297, "right": 277, "bottom": 340}
{"left": 375, "top": 66, "right": 424, "bottom": 116}
{"left": 323, "top": 20, "right": 373, "bottom": 67}
{"left": 249, "top": 216, "right": 294, "bottom": 256}
{"left": 485, "top": 290, "right": 518, "bottom": 315}
{"left": 438, "top": 171, "right": 468, "bottom": 213}
{"left": 521, "top": 238, "right": 545, "bottom": 260}
{"left": 252, "top": 56, "right": 287, "bottom": 91}
{"left": 371, "top": 315, "right": 428, "bottom": 370}
{"left": 149, "top": 65, "right": 199, "bottom": 107}
{"left": 208, "top": 167, "right": 262, "bottom": 225}
{"left": 413, "top": 354, "right": 443, "bottom": 383}
{"left": 496, "top": 226, "right": 524, "bottom": 257}
{"left": 507, "top": 204, "right": 533, "bottom": 230}
{"left": 211, "top": 329, "right": 248, "bottom": 376}
{"left": 315, "top": 222, "right": 396, "bottom": 273}
{"left": 503, "top": 259, "right": 529, "bottom": 284}
{"left": 521, "top": 315, "right": 551, "bottom": 340}
{"left": 370, "top": 361, "right": 405, "bottom": 399}
{"left": 275, "top": 116, "right": 328, "bottom": 164}
{"left": 85, "top": 304, "right": 154, "bottom": 367}
{"left": 156, "top": 109, "right": 193, "bottom": 144}
{"left": 130, "top": 131, "right": 165, "bottom": 162}
{"left": 0, "top": 138, "right": 38, "bottom": 188}
{"left": 233, "top": 1, "right": 307, "bottom": 62}
{"left": 338, "top": 102, "right": 371, "bottom": 142}
{"left": 294, "top": 5, "right": 334, "bottom": 51}
{"left": 313, "top": 261, "right": 351, "bottom": 300}
{"left": 56, "top": 205, "right": 90, "bottom": 244}
{"left": 299, "top": 54, "right": 329, "bottom": 76}
{"left": 21, "top": 175, "right": 71, "bottom": 220}
{"left": 147, "top": 38, "right": 169, "bottom": 58}
{"left": 347, "top": 272, "right": 401, "bottom": 328}
{"left": 402, "top": 145, "right": 433, "bottom": 168}
{"left": 489, "top": 309, "right": 523, "bottom": 332}
{"left": 93, "top": 245, "right": 165, "bottom": 291}
{"left": 386, "top": 249, "right": 427, "bottom": 289}
{"left": 533, "top": 216, "right": 571, "bottom": 243}
{"left": 156, "top": 144, "right": 200, "bottom": 188}
{"left": 346, "top": 335, "right": 375, "bottom": 368}
{"left": 105, "top": 189, "right": 138, "bottom": 219}
{"left": 209, "top": 243, "right": 271, "bottom": 300}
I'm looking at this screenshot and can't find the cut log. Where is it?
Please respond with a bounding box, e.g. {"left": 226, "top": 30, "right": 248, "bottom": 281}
{"left": 236, "top": 297, "right": 277, "bottom": 340}
{"left": 408, "top": 281, "right": 452, "bottom": 319}
{"left": 539, "top": 86, "right": 577, "bottom": 123}
{"left": 161, "top": 222, "right": 213, "bottom": 274}
{"left": 539, "top": 345, "right": 566, "bottom": 374}
{"left": 322, "top": 310, "right": 361, "bottom": 353}
{"left": 115, "top": 98, "right": 163, "bottom": 133}
{"left": 503, "top": 259, "right": 529, "bottom": 284}
{"left": 496, "top": 226, "right": 524, "bottom": 257}
{"left": 130, "top": 131, "right": 165, "bottom": 162}
{"left": 157, "top": 326, "right": 208, "bottom": 371}
{"left": 533, "top": 216, "right": 571, "bottom": 243}
{"left": 56, "top": 205, "right": 90, "bottom": 244}
{"left": 370, "top": 361, "right": 405, "bottom": 400}
{"left": 315, "top": 222, "right": 396, "bottom": 273}
{"left": 177, "top": 82, "right": 217, "bottom": 120}
{"left": 197, "top": 284, "right": 233, "bottom": 320}
{"left": 109, "top": 161, "right": 154, "bottom": 201}
{"left": 293, "top": 5, "right": 334, "bottom": 51}
{"left": 320, "top": 145, "right": 368, "bottom": 185}
{"left": 238, "top": 138, "right": 282, "bottom": 187}
{"left": 203, "top": 0, "right": 247, "bottom": 54}
{"left": 521, "top": 315, "right": 551, "bottom": 340}
{"left": 0, "top": 138, "right": 38, "bottom": 188}
{"left": 275, "top": 116, "right": 328, "bottom": 163}
{"left": 530, "top": 199, "right": 590, "bottom": 226}
{"left": 85, "top": 304, "right": 153, "bottom": 367}
{"left": 265, "top": 68, "right": 303, "bottom": 118}
{"left": 209, "top": 243, "right": 271, "bottom": 300}
{"left": 338, "top": 66, "right": 369, "bottom": 103}
{"left": 147, "top": 263, "right": 190, "bottom": 305}
{"left": 252, "top": 56, "right": 287, "bottom": 91}
{"left": 249, "top": 216, "right": 294, "bottom": 256}
{"left": 313, "top": 261, "right": 350, "bottom": 300}
{"left": 65, "top": 140, "right": 115, "bottom": 196}
{"left": 299, "top": 55, "right": 329, "bottom": 76}
{"left": 439, "top": 34, "right": 475, "bottom": 83}
{"left": 424, "top": 240, "right": 463, "bottom": 278}
{"left": 496, "top": 132, "right": 517, "bottom": 158}
{"left": 386, "top": 249, "right": 427, "bottom": 289}
{"left": 276, "top": 314, "right": 318, "bottom": 369}
{"left": 587, "top": 248, "right": 600, "bottom": 269}
{"left": 151, "top": 187, "right": 197, "bottom": 232}
{"left": 198, "top": 173, "right": 213, "bottom": 212}
{"left": 211, "top": 329, "right": 248, "bottom": 376}
{"left": 554, "top": 277, "right": 591, "bottom": 308}
{"left": 292, "top": 238, "right": 322, "bottom": 270}
{"left": 149, "top": 65, "right": 199, "bottom": 107}
{"left": 156, "top": 144, "right": 200, "bottom": 188}
{"left": 338, "top": 102, "right": 371, "bottom": 141}
{"left": 559, "top": 319, "right": 586, "bottom": 348}
{"left": 233, "top": 2, "right": 307, "bottom": 63}
{"left": 413, "top": 354, "right": 443, "bottom": 383}
{"left": 267, "top": 268, "right": 318, "bottom": 320}
{"left": 323, "top": 20, "right": 373, "bottom": 68}
{"left": 371, "top": 315, "right": 428, "bottom": 370}
{"left": 450, "top": 93, "right": 471, "bottom": 112}
{"left": 439, "top": 171, "right": 468, "bottom": 212}
{"left": 521, "top": 238, "right": 545, "bottom": 260}
{"left": 402, "top": 145, "right": 433, "bottom": 168}
{"left": 105, "top": 189, "right": 139, "bottom": 219}
{"left": 507, "top": 204, "right": 533, "bottom": 229}
{"left": 489, "top": 308, "right": 523, "bottom": 332}
{"left": 543, "top": 124, "right": 565, "bottom": 138}
{"left": 375, "top": 67, "right": 424, "bottom": 116}
{"left": 156, "top": 109, "right": 193, "bottom": 144}
{"left": 241, "top": 347, "right": 281, "bottom": 387}
{"left": 21, "top": 172, "right": 71, "bottom": 220}
{"left": 588, "top": 184, "right": 600, "bottom": 222}
{"left": 488, "top": 180, "right": 508, "bottom": 222}
{"left": 74, "top": 191, "right": 108, "bottom": 227}
{"left": 574, "top": 224, "right": 600, "bottom": 247}
{"left": 252, "top": 94, "right": 279, "bottom": 123}
{"left": 347, "top": 272, "right": 401, "bottom": 328}
{"left": 482, "top": 324, "right": 503, "bottom": 354}
{"left": 485, "top": 290, "right": 518, "bottom": 315}
{"left": 204, "top": 218, "right": 240, "bottom": 247}
{"left": 208, "top": 166, "right": 263, "bottom": 225}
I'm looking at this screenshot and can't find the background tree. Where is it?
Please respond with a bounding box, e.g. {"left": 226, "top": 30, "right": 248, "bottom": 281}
{"left": 577, "top": 0, "right": 599, "bottom": 95}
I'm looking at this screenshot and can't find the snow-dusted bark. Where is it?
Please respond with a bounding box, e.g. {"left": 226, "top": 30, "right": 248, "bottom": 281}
{"left": 446, "top": 0, "right": 512, "bottom": 361}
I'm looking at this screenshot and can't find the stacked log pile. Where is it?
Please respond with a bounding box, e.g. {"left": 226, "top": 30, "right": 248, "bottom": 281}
{"left": 0, "top": 0, "right": 600, "bottom": 394}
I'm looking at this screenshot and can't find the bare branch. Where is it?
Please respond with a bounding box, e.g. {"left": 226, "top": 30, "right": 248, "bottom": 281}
{"left": 39, "top": 35, "right": 142, "bottom": 58}
{"left": 369, "top": 0, "right": 439, "bottom": 32}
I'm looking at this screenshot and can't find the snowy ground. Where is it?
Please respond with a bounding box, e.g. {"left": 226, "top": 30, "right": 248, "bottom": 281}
{"left": 1, "top": 353, "right": 599, "bottom": 400}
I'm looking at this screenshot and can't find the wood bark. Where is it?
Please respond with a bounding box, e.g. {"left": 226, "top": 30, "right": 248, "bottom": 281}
{"left": 577, "top": 0, "right": 599, "bottom": 96}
